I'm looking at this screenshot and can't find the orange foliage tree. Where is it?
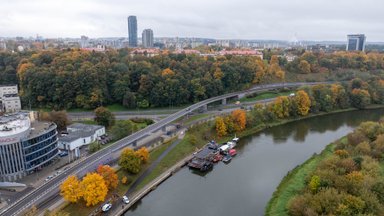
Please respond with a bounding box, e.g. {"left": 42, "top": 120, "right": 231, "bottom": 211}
{"left": 80, "top": 173, "right": 108, "bottom": 206}
{"left": 136, "top": 147, "right": 150, "bottom": 164}
{"left": 96, "top": 165, "right": 118, "bottom": 190}
{"left": 231, "top": 109, "right": 247, "bottom": 132}
{"left": 60, "top": 175, "right": 83, "bottom": 203}
{"left": 294, "top": 90, "right": 311, "bottom": 116}
{"left": 215, "top": 116, "right": 227, "bottom": 137}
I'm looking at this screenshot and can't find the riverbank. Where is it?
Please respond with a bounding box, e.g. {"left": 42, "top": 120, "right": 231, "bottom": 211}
{"left": 265, "top": 142, "right": 337, "bottom": 216}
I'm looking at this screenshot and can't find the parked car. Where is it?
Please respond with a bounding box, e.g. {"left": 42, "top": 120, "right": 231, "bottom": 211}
{"left": 45, "top": 175, "right": 53, "bottom": 182}
{"left": 101, "top": 203, "right": 112, "bottom": 212}
{"left": 59, "top": 151, "right": 68, "bottom": 157}
{"left": 123, "top": 196, "right": 130, "bottom": 204}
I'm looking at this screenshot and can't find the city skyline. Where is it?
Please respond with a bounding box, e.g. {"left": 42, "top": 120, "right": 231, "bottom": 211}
{"left": 0, "top": 0, "right": 383, "bottom": 41}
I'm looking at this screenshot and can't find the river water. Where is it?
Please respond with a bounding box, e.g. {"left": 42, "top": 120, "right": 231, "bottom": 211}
{"left": 126, "top": 109, "right": 384, "bottom": 216}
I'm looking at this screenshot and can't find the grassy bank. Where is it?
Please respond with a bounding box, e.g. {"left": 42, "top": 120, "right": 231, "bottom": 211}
{"left": 265, "top": 143, "right": 337, "bottom": 216}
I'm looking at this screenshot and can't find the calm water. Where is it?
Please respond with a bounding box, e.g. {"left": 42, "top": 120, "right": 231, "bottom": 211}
{"left": 126, "top": 109, "right": 384, "bottom": 216}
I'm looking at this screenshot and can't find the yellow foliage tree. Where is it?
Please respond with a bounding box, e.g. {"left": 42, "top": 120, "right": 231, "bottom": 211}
{"left": 96, "top": 165, "right": 118, "bottom": 190}
{"left": 161, "top": 68, "right": 175, "bottom": 76}
{"left": 231, "top": 109, "right": 247, "bottom": 132}
{"left": 294, "top": 90, "right": 311, "bottom": 116}
{"left": 119, "top": 148, "right": 142, "bottom": 174}
{"left": 80, "top": 173, "right": 108, "bottom": 206}
{"left": 272, "top": 96, "right": 290, "bottom": 118}
{"left": 299, "top": 60, "right": 311, "bottom": 74}
{"left": 215, "top": 116, "right": 227, "bottom": 137}
{"left": 121, "top": 176, "right": 129, "bottom": 185}
{"left": 136, "top": 147, "right": 150, "bottom": 164}
{"left": 60, "top": 175, "right": 83, "bottom": 203}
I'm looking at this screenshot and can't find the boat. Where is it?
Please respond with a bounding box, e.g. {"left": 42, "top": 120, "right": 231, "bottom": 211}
{"left": 232, "top": 135, "right": 240, "bottom": 143}
{"left": 222, "top": 155, "right": 232, "bottom": 163}
{"left": 219, "top": 144, "right": 230, "bottom": 154}
{"left": 227, "top": 141, "right": 236, "bottom": 149}
{"left": 212, "top": 153, "right": 223, "bottom": 162}
{"left": 229, "top": 149, "right": 237, "bottom": 156}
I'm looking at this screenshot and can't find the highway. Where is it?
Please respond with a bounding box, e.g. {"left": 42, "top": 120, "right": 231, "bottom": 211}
{"left": 0, "top": 81, "right": 330, "bottom": 216}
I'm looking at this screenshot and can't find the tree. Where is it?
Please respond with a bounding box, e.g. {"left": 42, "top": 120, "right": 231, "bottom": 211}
{"left": 271, "top": 96, "right": 290, "bottom": 118}
{"left": 294, "top": 90, "right": 311, "bottom": 116}
{"left": 89, "top": 141, "right": 101, "bottom": 153}
{"left": 231, "top": 109, "right": 247, "bottom": 132}
{"left": 215, "top": 116, "right": 227, "bottom": 137}
{"left": 350, "top": 89, "right": 371, "bottom": 109}
{"left": 299, "top": 60, "right": 311, "bottom": 74}
{"left": 121, "top": 176, "right": 129, "bottom": 185}
{"left": 80, "top": 173, "right": 108, "bottom": 206}
{"left": 119, "top": 148, "right": 142, "bottom": 174}
{"left": 96, "top": 165, "right": 118, "bottom": 190}
{"left": 23, "top": 205, "right": 38, "bottom": 216}
{"left": 39, "top": 110, "right": 71, "bottom": 131}
{"left": 309, "top": 175, "right": 320, "bottom": 193}
{"left": 136, "top": 147, "right": 149, "bottom": 164}
{"left": 110, "top": 120, "right": 137, "bottom": 140}
{"left": 94, "top": 106, "right": 115, "bottom": 128}
{"left": 60, "top": 175, "right": 83, "bottom": 203}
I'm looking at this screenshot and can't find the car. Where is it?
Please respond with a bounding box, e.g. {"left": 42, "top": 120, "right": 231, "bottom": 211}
{"left": 59, "top": 151, "right": 68, "bottom": 157}
{"left": 44, "top": 175, "right": 53, "bottom": 182}
{"left": 123, "top": 196, "right": 130, "bottom": 204}
{"left": 101, "top": 203, "right": 112, "bottom": 212}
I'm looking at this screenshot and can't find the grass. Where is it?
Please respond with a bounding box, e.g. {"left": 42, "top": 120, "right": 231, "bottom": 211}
{"left": 239, "top": 91, "right": 294, "bottom": 103}
{"left": 265, "top": 142, "right": 338, "bottom": 216}
{"left": 183, "top": 113, "right": 212, "bottom": 125}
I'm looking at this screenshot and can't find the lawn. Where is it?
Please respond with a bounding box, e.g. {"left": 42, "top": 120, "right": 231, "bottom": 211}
{"left": 239, "top": 91, "right": 294, "bottom": 103}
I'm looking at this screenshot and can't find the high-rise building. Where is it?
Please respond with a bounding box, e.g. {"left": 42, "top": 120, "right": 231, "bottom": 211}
{"left": 128, "top": 16, "right": 138, "bottom": 47}
{"left": 142, "top": 29, "right": 154, "bottom": 48}
{"left": 347, "top": 34, "right": 366, "bottom": 51}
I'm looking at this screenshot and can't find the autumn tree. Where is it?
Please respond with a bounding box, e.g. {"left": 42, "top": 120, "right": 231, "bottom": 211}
{"left": 231, "top": 109, "right": 247, "bottom": 132}
{"left": 94, "top": 106, "right": 115, "bottom": 128}
{"left": 271, "top": 96, "right": 290, "bottom": 118}
{"left": 39, "top": 110, "right": 71, "bottom": 131}
{"left": 215, "top": 116, "right": 227, "bottom": 137}
{"left": 96, "top": 165, "right": 118, "bottom": 190}
{"left": 60, "top": 175, "right": 83, "bottom": 203}
{"left": 299, "top": 60, "right": 311, "bottom": 74}
{"left": 294, "top": 90, "right": 311, "bottom": 116}
{"left": 136, "top": 147, "right": 149, "bottom": 164}
{"left": 350, "top": 89, "right": 371, "bottom": 109}
{"left": 80, "top": 173, "right": 108, "bottom": 206}
{"left": 119, "top": 148, "right": 142, "bottom": 174}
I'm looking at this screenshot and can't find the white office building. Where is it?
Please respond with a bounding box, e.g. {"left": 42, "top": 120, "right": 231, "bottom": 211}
{"left": 0, "top": 85, "right": 21, "bottom": 113}
{"left": 58, "top": 123, "right": 105, "bottom": 151}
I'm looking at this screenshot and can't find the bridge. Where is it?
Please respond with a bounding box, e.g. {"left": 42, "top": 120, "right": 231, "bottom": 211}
{"left": 0, "top": 81, "right": 331, "bottom": 216}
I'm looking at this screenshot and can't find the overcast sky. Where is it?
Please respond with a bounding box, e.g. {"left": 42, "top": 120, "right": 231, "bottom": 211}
{"left": 0, "top": 0, "right": 382, "bottom": 41}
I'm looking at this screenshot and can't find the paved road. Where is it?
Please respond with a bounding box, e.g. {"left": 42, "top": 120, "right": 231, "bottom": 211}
{"left": 0, "top": 81, "right": 330, "bottom": 216}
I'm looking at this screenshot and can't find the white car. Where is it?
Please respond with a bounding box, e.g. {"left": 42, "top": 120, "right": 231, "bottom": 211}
{"left": 101, "top": 203, "right": 112, "bottom": 212}
{"left": 123, "top": 196, "right": 130, "bottom": 204}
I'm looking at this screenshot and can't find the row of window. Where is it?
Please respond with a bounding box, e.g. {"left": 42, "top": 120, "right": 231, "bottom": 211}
{"left": 25, "top": 148, "right": 58, "bottom": 170}
{"left": 25, "top": 139, "right": 58, "bottom": 162}
{"left": 24, "top": 135, "right": 58, "bottom": 156}
{"left": 22, "top": 128, "right": 57, "bottom": 148}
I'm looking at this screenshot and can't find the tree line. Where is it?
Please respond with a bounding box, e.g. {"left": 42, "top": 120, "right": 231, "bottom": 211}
{"left": 1, "top": 49, "right": 384, "bottom": 110}
{"left": 288, "top": 120, "right": 384, "bottom": 215}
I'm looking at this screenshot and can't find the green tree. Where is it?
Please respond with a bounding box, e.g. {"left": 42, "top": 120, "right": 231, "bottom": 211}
{"left": 94, "top": 106, "right": 115, "bottom": 128}
{"left": 110, "top": 120, "right": 137, "bottom": 140}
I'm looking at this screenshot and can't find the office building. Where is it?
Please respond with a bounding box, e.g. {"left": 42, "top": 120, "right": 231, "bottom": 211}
{"left": 0, "top": 112, "right": 58, "bottom": 181}
{"left": 0, "top": 85, "right": 21, "bottom": 113}
{"left": 128, "top": 16, "right": 138, "bottom": 47}
{"left": 142, "top": 29, "right": 154, "bottom": 48}
{"left": 347, "top": 34, "right": 366, "bottom": 51}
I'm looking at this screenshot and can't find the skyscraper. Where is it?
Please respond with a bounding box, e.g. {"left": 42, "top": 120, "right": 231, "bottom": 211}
{"left": 346, "top": 34, "right": 366, "bottom": 51}
{"left": 128, "top": 16, "right": 138, "bottom": 47}
{"left": 142, "top": 29, "right": 154, "bottom": 48}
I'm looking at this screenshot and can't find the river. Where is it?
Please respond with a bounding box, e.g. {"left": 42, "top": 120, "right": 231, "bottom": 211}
{"left": 126, "top": 109, "right": 384, "bottom": 216}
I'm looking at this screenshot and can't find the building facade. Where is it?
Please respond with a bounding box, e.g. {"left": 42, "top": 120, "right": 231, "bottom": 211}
{"left": 58, "top": 123, "right": 105, "bottom": 151}
{"left": 0, "top": 112, "right": 58, "bottom": 181}
{"left": 128, "top": 16, "right": 138, "bottom": 47}
{"left": 347, "top": 34, "right": 366, "bottom": 51}
{"left": 142, "top": 29, "right": 154, "bottom": 48}
{"left": 0, "top": 85, "right": 21, "bottom": 113}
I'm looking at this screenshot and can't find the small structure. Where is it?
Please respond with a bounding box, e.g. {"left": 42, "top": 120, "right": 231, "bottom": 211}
{"left": 58, "top": 123, "right": 105, "bottom": 151}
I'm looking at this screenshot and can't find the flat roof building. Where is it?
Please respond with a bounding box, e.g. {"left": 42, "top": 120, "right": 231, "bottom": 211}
{"left": 0, "top": 112, "right": 58, "bottom": 181}
{"left": 0, "top": 85, "right": 21, "bottom": 113}
{"left": 142, "top": 29, "right": 154, "bottom": 48}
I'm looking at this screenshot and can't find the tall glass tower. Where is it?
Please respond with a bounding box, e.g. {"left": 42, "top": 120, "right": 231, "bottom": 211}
{"left": 142, "top": 29, "right": 154, "bottom": 48}
{"left": 128, "top": 16, "right": 138, "bottom": 47}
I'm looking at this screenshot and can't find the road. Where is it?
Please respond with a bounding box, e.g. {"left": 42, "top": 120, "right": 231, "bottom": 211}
{"left": 0, "top": 81, "right": 330, "bottom": 216}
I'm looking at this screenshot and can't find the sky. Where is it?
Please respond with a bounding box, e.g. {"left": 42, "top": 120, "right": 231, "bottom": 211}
{"left": 0, "top": 0, "right": 383, "bottom": 41}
